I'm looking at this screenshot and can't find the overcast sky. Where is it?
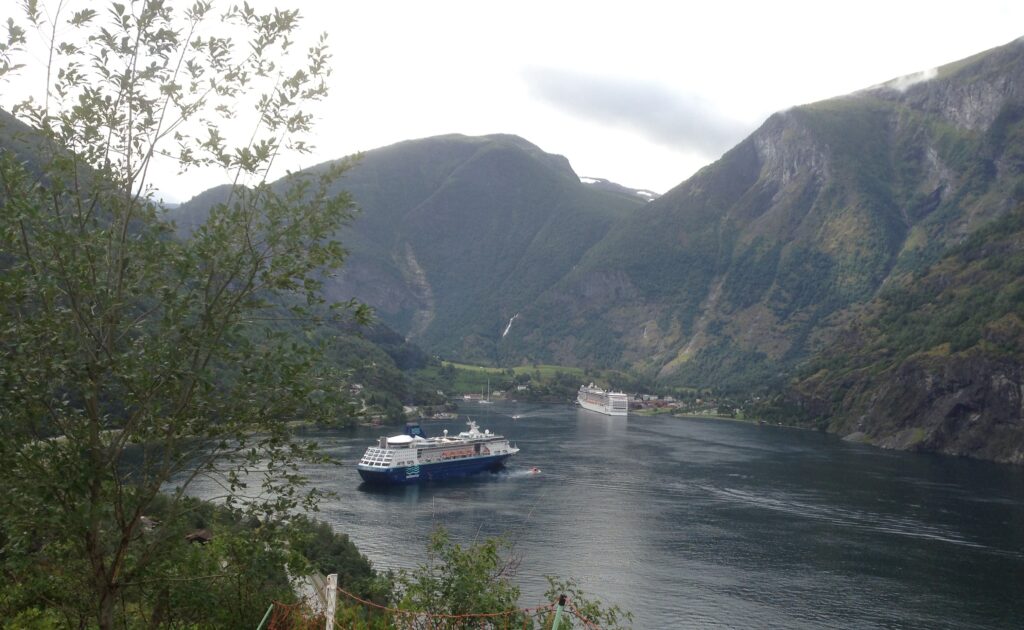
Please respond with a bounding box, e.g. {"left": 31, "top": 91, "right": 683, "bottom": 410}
{"left": 6, "top": 1, "right": 1024, "bottom": 200}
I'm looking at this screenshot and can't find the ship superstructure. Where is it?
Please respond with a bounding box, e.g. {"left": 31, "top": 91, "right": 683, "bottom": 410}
{"left": 577, "top": 383, "right": 629, "bottom": 416}
{"left": 357, "top": 420, "right": 518, "bottom": 485}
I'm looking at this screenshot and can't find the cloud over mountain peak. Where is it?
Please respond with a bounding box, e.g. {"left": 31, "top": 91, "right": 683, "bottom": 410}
{"left": 523, "top": 66, "right": 751, "bottom": 158}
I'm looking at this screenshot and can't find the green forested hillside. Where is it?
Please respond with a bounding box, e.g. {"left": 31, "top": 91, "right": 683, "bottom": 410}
{"left": 175, "top": 134, "right": 649, "bottom": 363}
{"left": 765, "top": 207, "right": 1024, "bottom": 462}
{"left": 322, "top": 134, "right": 648, "bottom": 361}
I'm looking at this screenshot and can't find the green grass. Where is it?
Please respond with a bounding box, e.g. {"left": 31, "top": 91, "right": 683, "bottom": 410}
{"left": 424, "top": 361, "right": 627, "bottom": 398}
{"left": 444, "top": 361, "right": 586, "bottom": 378}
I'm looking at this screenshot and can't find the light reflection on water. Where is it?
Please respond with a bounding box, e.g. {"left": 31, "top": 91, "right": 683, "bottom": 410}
{"left": 185, "top": 403, "right": 1024, "bottom": 628}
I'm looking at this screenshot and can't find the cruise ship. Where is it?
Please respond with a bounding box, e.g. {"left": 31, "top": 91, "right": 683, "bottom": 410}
{"left": 356, "top": 420, "right": 519, "bottom": 485}
{"left": 577, "top": 383, "right": 629, "bottom": 416}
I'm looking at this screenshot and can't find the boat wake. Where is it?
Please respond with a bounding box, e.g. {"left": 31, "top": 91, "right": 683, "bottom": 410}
{"left": 508, "top": 410, "right": 547, "bottom": 420}
{"left": 504, "top": 467, "right": 543, "bottom": 480}
{"left": 705, "top": 486, "right": 1019, "bottom": 555}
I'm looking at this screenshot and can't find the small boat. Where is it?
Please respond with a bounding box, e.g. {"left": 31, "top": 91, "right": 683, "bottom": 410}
{"left": 478, "top": 377, "right": 493, "bottom": 404}
{"left": 529, "top": 467, "right": 541, "bottom": 474}
{"left": 511, "top": 414, "right": 521, "bottom": 420}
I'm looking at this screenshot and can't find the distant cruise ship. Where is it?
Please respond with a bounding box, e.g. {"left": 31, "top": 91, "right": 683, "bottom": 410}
{"left": 577, "top": 383, "right": 629, "bottom": 416}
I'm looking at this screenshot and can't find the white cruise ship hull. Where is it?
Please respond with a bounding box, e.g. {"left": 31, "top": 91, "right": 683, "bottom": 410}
{"left": 578, "top": 395, "right": 628, "bottom": 416}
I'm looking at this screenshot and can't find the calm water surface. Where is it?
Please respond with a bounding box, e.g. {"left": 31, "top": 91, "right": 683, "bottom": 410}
{"left": 197, "top": 403, "right": 1024, "bottom": 628}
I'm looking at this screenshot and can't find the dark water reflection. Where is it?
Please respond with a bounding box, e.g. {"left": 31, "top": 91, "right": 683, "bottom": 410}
{"left": 188, "top": 403, "right": 1024, "bottom": 628}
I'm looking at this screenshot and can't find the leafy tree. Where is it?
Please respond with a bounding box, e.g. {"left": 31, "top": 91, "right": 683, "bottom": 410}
{"left": 142, "top": 514, "right": 298, "bottom": 628}
{"left": 395, "top": 528, "right": 525, "bottom": 627}
{"left": 0, "top": 1, "right": 365, "bottom": 627}
{"left": 387, "top": 527, "right": 632, "bottom": 629}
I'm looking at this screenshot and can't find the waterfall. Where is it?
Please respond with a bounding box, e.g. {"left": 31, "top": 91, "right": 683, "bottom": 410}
{"left": 502, "top": 313, "right": 520, "bottom": 338}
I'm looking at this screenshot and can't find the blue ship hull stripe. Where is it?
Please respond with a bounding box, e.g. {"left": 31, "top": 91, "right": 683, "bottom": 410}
{"left": 357, "top": 454, "right": 512, "bottom": 485}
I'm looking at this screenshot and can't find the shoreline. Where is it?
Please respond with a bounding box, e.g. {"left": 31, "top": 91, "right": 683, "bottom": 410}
{"left": 634, "top": 409, "right": 813, "bottom": 431}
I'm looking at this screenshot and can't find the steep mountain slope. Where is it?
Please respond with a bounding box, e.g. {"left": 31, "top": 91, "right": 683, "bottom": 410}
{"left": 176, "top": 134, "right": 649, "bottom": 362}
{"left": 333, "top": 135, "right": 649, "bottom": 362}
{"left": 503, "top": 37, "right": 1024, "bottom": 388}
{"left": 768, "top": 207, "right": 1024, "bottom": 463}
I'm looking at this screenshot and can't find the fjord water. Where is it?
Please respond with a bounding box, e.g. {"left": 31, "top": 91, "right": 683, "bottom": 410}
{"left": 226, "top": 404, "right": 1024, "bottom": 627}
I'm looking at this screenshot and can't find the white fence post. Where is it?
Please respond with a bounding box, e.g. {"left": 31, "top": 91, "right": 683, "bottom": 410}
{"left": 324, "top": 573, "right": 338, "bottom": 630}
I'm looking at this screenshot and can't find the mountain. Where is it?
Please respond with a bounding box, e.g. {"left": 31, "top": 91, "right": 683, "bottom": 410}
{"left": 0, "top": 109, "right": 39, "bottom": 159}
{"left": 176, "top": 134, "right": 648, "bottom": 362}
{"left": 169, "top": 39, "right": 1024, "bottom": 460}
{"left": 497, "top": 37, "right": 1024, "bottom": 391}
{"left": 176, "top": 36, "right": 1024, "bottom": 389}
{"left": 579, "top": 177, "right": 661, "bottom": 202}
{"left": 766, "top": 207, "right": 1024, "bottom": 463}
{"left": 5, "top": 39, "right": 1020, "bottom": 470}
{"left": 0, "top": 108, "right": 436, "bottom": 420}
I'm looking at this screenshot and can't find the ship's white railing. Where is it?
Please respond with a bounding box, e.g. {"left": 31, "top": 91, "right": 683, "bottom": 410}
{"left": 358, "top": 447, "right": 395, "bottom": 467}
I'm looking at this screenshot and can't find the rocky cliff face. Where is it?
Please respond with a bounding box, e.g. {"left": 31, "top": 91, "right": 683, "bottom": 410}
{"left": 842, "top": 352, "right": 1024, "bottom": 464}
{"left": 752, "top": 112, "right": 832, "bottom": 187}
{"left": 774, "top": 205, "right": 1024, "bottom": 463}
{"left": 871, "top": 38, "right": 1024, "bottom": 131}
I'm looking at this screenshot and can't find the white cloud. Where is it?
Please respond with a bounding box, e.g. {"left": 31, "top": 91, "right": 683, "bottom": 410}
{"left": 523, "top": 67, "right": 754, "bottom": 159}
{"left": 874, "top": 67, "right": 940, "bottom": 93}
{"left": 7, "top": 0, "right": 1024, "bottom": 197}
